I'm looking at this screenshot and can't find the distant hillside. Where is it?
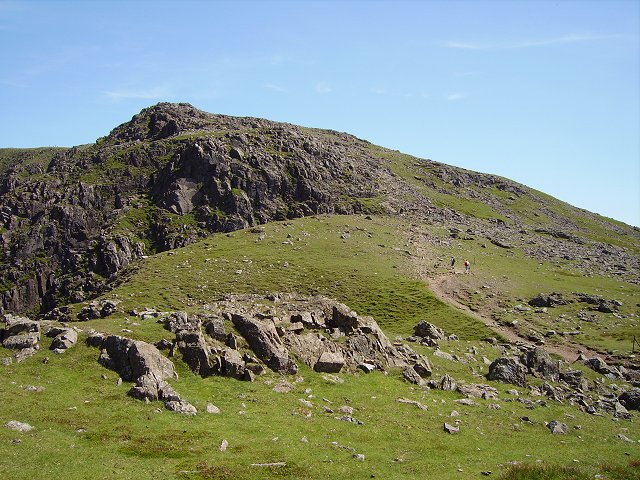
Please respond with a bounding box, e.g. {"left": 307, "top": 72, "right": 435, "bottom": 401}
{"left": 0, "top": 102, "right": 638, "bottom": 315}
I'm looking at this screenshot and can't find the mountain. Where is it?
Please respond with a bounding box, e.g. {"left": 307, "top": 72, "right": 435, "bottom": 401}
{"left": 1, "top": 103, "right": 639, "bottom": 479}
{"left": 1, "top": 102, "right": 637, "bottom": 317}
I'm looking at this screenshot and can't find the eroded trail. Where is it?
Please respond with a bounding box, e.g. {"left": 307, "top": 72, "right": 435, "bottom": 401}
{"left": 407, "top": 232, "right": 603, "bottom": 363}
{"left": 425, "top": 273, "right": 587, "bottom": 362}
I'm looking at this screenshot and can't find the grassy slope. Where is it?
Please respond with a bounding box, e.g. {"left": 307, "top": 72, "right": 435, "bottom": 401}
{"left": 1, "top": 215, "right": 639, "bottom": 480}
{"left": 422, "top": 224, "right": 640, "bottom": 355}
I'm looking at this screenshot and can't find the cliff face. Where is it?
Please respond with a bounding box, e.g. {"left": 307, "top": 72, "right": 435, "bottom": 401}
{"left": 0, "top": 104, "right": 391, "bottom": 314}
{"left": 0, "top": 103, "right": 638, "bottom": 315}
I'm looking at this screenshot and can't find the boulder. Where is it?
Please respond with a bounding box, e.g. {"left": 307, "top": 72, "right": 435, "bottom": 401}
{"left": 487, "top": 357, "right": 528, "bottom": 387}
{"left": 414, "top": 321, "right": 445, "bottom": 340}
{"left": 164, "top": 311, "right": 200, "bottom": 333}
{"left": 559, "top": 370, "right": 589, "bottom": 391}
{"left": 402, "top": 366, "right": 424, "bottom": 385}
{"left": 50, "top": 328, "right": 78, "bottom": 352}
{"left": 618, "top": 388, "right": 640, "bottom": 410}
{"left": 203, "top": 317, "right": 226, "bottom": 341}
{"left": 222, "top": 348, "right": 246, "bottom": 379}
{"left": 520, "top": 347, "right": 559, "bottom": 381}
{"left": 327, "top": 303, "right": 360, "bottom": 332}
{"left": 439, "top": 374, "right": 457, "bottom": 391}
{"left": 3, "top": 332, "right": 39, "bottom": 350}
{"left": 2, "top": 315, "right": 39, "bottom": 337}
{"left": 231, "top": 314, "right": 297, "bottom": 374}
{"left": 528, "top": 293, "right": 569, "bottom": 308}
{"left": 165, "top": 400, "right": 197, "bottom": 416}
{"left": 175, "top": 329, "right": 212, "bottom": 377}
{"left": 546, "top": 420, "right": 568, "bottom": 434}
{"left": 584, "top": 357, "right": 617, "bottom": 377}
{"left": 314, "top": 351, "right": 345, "bottom": 373}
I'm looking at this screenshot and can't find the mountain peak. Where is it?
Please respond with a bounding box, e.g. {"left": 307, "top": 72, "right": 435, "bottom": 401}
{"left": 106, "top": 102, "right": 214, "bottom": 143}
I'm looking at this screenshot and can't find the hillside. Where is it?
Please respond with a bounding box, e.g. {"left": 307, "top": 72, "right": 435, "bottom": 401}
{"left": 1, "top": 103, "right": 637, "bottom": 317}
{"left": 1, "top": 103, "right": 639, "bottom": 479}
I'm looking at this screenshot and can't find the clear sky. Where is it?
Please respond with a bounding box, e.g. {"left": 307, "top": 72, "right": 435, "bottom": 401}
{"left": 1, "top": 0, "right": 639, "bottom": 226}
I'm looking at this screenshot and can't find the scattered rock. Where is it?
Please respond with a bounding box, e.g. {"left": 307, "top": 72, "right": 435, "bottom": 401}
{"left": 546, "top": 420, "right": 568, "bottom": 434}
{"left": 4, "top": 421, "right": 33, "bottom": 432}
{"left": 443, "top": 422, "right": 459, "bottom": 434}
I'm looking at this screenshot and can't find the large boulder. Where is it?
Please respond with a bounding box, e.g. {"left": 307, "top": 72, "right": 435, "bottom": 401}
{"left": 2, "top": 315, "right": 39, "bottom": 337}
{"left": 175, "top": 329, "right": 212, "bottom": 377}
{"left": 221, "top": 348, "right": 246, "bottom": 379}
{"left": 413, "top": 321, "right": 445, "bottom": 341}
{"left": 487, "top": 357, "right": 528, "bottom": 387}
{"left": 520, "top": 347, "right": 559, "bottom": 381}
{"left": 203, "top": 317, "right": 227, "bottom": 342}
{"left": 327, "top": 303, "right": 360, "bottom": 332}
{"left": 231, "top": 314, "right": 297, "bottom": 374}
{"left": 49, "top": 328, "right": 78, "bottom": 352}
{"left": 314, "top": 351, "right": 345, "bottom": 373}
{"left": 528, "top": 293, "right": 569, "bottom": 308}
{"left": 618, "top": 388, "right": 640, "bottom": 411}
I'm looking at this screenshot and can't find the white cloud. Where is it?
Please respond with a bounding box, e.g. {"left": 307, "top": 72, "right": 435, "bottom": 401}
{"left": 315, "top": 82, "right": 332, "bottom": 94}
{"left": 369, "top": 87, "right": 387, "bottom": 95}
{"left": 441, "top": 33, "right": 624, "bottom": 50}
{"left": 446, "top": 92, "right": 467, "bottom": 101}
{"left": 103, "top": 86, "right": 169, "bottom": 100}
{"left": 264, "top": 83, "right": 286, "bottom": 92}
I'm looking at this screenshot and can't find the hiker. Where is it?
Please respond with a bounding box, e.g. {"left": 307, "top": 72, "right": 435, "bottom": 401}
{"left": 450, "top": 256, "right": 455, "bottom": 270}
{"left": 464, "top": 259, "right": 470, "bottom": 274}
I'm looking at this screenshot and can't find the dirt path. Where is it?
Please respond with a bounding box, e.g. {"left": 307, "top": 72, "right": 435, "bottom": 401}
{"left": 425, "top": 273, "right": 587, "bottom": 362}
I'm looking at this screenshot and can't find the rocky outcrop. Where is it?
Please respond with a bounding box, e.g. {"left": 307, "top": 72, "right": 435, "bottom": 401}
{"left": 1, "top": 314, "right": 40, "bottom": 362}
{"left": 46, "top": 326, "right": 77, "bottom": 353}
{"left": 90, "top": 334, "right": 195, "bottom": 414}
{"left": 231, "top": 313, "right": 298, "bottom": 374}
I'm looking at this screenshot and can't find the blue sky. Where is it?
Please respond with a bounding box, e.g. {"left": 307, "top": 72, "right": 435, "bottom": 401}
{"left": 1, "top": 0, "right": 639, "bottom": 226}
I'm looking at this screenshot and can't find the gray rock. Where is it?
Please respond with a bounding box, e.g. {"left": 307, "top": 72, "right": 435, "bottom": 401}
{"left": 206, "top": 403, "right": 221, "bottom": 414}
{"left": 439, "top": 374, "right": 457, "bottom": 391}
{"left": 3, "top": 332, "right": 39, "bottom": 350}
{"left": 619, "top": 388, "right": 640, "bottom": 410}
{"left": 176, "top": 329, "right": 212, "bottom": 377}
{"left": 314, "top": 351, "right": 345, "bottom": 373}
{"left": 443, "top": 422, "right": 459, "bottom": 434}
{"left": 520, "top": 347, "right": 559, "bottom": 382}
{"left": 414, "top": 321, "right": 445, "bottom": 340}
{"left": 546, "top": 420, "right": 568, "bottom": 434}
{"left": 231, "top": 314, "right": 297, "bottom": 374}
{"left": 357, "top": 362, "right": 376, "bottom": 373}
{"left": 222, "top": 348, "right": 246, "bottom": 379}
{"left": 203, "top": 317, "right": 227, "bottom": 341}
{"left": 487, "top": 357, "right": 528, "bottom": 387}
{"left": 50, "top": 328, "right": 77, "bottom": 351}
{"left": 165, "top": 400, "right": 197, "bottom": 415}
{"left": 2, "top": 315, "right": 39, "bottom": 337}
{"left": 402, "top": 366, "right": 424, "bottom": 385}
{"left": 5, "top": 420, "right": 34, "bottom": 432}
{"left": 327, "top": 303, "right": 360, "bottom": 332}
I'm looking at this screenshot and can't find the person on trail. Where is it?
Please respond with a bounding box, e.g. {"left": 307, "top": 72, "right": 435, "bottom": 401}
{"left": 450, "top": 256, "right": 455, "bottom": 270}
{"left": 464, "top": 259, "right": 470, "bottom": 274}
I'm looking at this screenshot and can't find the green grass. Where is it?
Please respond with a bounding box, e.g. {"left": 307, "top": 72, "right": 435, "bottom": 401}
{"left": 1, "top": 214, "right": 638, "bottom": 479}
{"left": 1, "top": 333, "right": 637, "bottom": 480}
{"left": 499, "top": 462, "right": 640, "bottom": 480}
{"left": 80, "top": 215, "right": 491, "bottom": 342}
